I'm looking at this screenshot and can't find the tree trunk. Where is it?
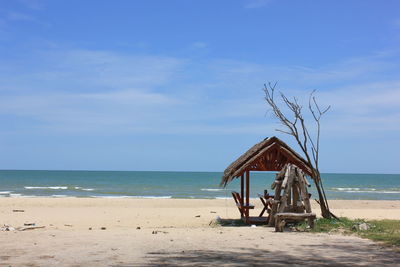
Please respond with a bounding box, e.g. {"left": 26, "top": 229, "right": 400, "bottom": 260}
{"left": 314, "top": 180, "right": 331, "bottom": 218}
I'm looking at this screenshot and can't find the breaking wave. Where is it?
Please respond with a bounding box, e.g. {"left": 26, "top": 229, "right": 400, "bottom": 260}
{"left": 25, "top": 186, "right": 68, "bottom": 190}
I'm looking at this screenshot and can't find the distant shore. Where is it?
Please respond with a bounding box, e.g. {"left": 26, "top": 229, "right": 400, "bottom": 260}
{"left": 1, "top": 198, "right": 399, "bottom": 266}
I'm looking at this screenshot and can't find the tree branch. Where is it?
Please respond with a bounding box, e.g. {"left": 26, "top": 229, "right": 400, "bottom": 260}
{"left": 263, "top": 82, "right": 333, "bottom": 218}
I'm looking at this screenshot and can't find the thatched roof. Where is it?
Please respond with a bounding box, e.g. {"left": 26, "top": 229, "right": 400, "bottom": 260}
{"left": 221, "top": 136, "right": 314, "bottom": 187}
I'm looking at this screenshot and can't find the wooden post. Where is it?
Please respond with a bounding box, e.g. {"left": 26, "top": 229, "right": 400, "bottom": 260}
{"left": 269, "top": 173, "right": 282, "bottom": 227}
{"left": 298, "top": 173, "right": 312, "bottom": 213}
{"left": 245, "top": 170, "right": 250, "bottom": 219}
{"left": 240, "top": 174, "right": 244, "bottom": 206}
{"left": 278, "top": 165, "right": 295, "bottom": 213}
{"left": 292, "top": 183, "right": 299, "bottom": 212}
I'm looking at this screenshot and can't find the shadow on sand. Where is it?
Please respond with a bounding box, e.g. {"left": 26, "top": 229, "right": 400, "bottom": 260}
{"left": 115, "top": 242, "right": 399, "bottom": 267}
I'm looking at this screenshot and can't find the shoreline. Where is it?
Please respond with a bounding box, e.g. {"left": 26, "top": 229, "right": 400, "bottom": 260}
{"left": 1, "top": 198, "right": 399, "bottom": 227}
{"left": 1, "top": 195, "right": 400, "bottom": 200}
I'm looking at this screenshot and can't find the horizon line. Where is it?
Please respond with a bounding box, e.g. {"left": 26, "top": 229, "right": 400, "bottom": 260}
{"left": 0, "top": 169, "right": 398, "bottom": 175}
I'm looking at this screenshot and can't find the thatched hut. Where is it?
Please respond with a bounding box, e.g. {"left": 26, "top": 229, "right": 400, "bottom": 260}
{"left": 221, "top": 136, "right": 313, "bottom": 224}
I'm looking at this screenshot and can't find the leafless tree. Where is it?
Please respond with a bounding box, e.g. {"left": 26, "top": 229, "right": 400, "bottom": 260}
{"left": 263, "top": 82, "right": 335, "bottom": 219}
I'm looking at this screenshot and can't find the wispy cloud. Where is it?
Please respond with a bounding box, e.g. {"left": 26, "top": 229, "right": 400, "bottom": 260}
{"left": 244, "top": 0, "right": 272, "bottom": 9}
{"left": 314, "top": 81, "right": 400, "bottom": 135}
{"left": 6, "top": 11, "right": 37, "bottom": 22}
{"left": 192, "top": 42, "right": 208, "bottom": 49}
{"left": 0, "top": 47, "right": 399, "bottom": 138}
{"left": 200, "top": 51, "right": 400, "bottom": 137}
{"left": 0, "top": 1, "right": 45, "bottom": 32}
{"left": 16, "top": 0, "right": 45, "bottom": 10}
{"left": 0, "top": 11, "right": 42, "bottom": 33}
{"left": 393, "top": 18, "right": 400, "bottom": 28}
{"left": 0, "top": 49, "right": 187, "bottom": 133}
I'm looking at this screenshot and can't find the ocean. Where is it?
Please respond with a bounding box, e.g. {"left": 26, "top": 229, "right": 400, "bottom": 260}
{"left": 0, "top": 170, "right": 399, "bottom": 200}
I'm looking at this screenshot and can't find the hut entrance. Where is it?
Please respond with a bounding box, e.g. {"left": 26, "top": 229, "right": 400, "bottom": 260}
{"left": 230, "top": 170, "right": 270, "bottom": 224}
{"left": 221, "top": 137, "right": 316, "bottom": 229}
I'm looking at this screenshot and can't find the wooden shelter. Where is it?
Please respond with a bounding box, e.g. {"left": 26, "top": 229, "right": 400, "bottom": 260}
{"left": 221, "top": 136, "right": 314, "bottom": 225}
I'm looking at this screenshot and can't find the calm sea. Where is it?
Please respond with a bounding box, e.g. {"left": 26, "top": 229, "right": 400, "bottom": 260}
{"left": 0, "top": 170, "right": 399, "bottom": 200}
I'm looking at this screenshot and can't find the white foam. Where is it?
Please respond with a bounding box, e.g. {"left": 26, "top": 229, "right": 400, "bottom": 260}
{"left": 25, "top": 186, "right": 68, "bottom": 190}
{"left": 90, "top": 195, "right": 172, "bottom": 199}
{"left": 74, "top": 187, "right": 94, "bottom": 191}
{"left": 333, "top": 187, "right": 361, "bottom": 191}
{"left": 331, "top": 188, "right": 398, "bottom": 193}
{"left": 201, "top": 188, "right": 225, "bottom": 192}
{"left": 48, "top": 186, "right": 68, "bottom": 190}
{"left": 137, "top": 196, "right": 172, "bottom": 199}
{"left": 10, "top": 194, "right": 43, "bottom": 198}
{"left": 90, "top": 195, "right": 133, "bottom": 199}
{"left": 0, "top": 191, "right": 11, "bottom": 194}
{"left": 215, "top": 197, "right": 230, "bottom": 200}
{"left": 344, "top": 190, "right": 399, "bottom": 194}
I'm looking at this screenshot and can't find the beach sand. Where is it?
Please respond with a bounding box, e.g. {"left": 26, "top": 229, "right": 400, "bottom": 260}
{"left": 1, "top": 198, "right": 399, "bottom": 266}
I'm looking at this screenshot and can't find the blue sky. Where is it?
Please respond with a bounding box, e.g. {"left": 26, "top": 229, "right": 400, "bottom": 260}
{"left": 0, "top": 0, "right": 399, "bottom": 173}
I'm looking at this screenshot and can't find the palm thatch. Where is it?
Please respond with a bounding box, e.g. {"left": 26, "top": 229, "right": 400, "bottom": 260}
{"left": 221, "top": 136, "right": 314, "bottom": 187}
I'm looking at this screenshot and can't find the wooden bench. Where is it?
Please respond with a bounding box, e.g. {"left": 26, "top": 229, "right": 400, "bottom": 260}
{"left": 231, "top": 191, "right": 256, "bottom": 223}
{"left": 275, "top": 212, "right": 316, "bottom": 232}
{"left": 257, "top": 193, "right": 274, "bottom": 217}
{"left": 231, "top": 191, "right": 268, "bottom": 224}
{"left": 231, "top": 191, "right": 254, "bottom": 217}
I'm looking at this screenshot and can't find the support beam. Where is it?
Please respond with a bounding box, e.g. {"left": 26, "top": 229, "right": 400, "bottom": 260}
{"left": 245, "top": 170, "right": 250, "bottom": 219}
{"left": 240, "top": 174, "right": 244, "bottom": 206}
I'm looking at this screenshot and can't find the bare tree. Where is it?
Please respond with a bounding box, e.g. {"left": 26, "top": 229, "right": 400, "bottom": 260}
{"left": 263, "top": 82, "right": 335, "bottom": 219}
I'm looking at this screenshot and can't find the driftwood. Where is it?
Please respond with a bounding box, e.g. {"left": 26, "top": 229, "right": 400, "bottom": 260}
{"left": 278, "top": 167, "right": 295, "bottom": 213}
{"left": 1, "top": 223, "right": 45, "bottom": 231}
{"left": 17, "top": 226, "right": 45, "bottom": 231}
{"left": 268, "top": 163, "right": 313, "bottom": 228}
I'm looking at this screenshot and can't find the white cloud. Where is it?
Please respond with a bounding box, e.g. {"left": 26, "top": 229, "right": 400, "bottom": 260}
{"left": 0, "top": 49, "right": 188, "bottom": 134}
{"left": 314, "top": 81, "right": 400, "bottom": 135}
{"left": 80, "top": 90, "right": 177, "bottom": 105}
{"left": 16, "top": 0, "right": 45, "bottom": 10}
{"left": 298, "top": 54, "right": 395, "bottom": 84}
{"left": 7, "top": 11, "right": 37, "bottom": 22}
{"left": 202, "top": 51, "right": 400, "bottom": 137}
{"left": 244, "top": 0, "right": 272, "bottom": 9}
{"left": 318, "top": 82, "right": 400, "bottom": 110}
{"left": 192, "top": 42, "right": 208, "bottom": 49}
{"left": 393, "top": 18, "right": 400, "bottom": 28}
{"left": 0, "top": 49, "right": 185, "bottom": 93}
{"left": 0, "top": 8, "right": 43, "bottom": 31}
{"left": 0, "top": 47, "right": 399, "bottom": 138}
{"left": 261, "top": 81, "right": 400, "bottom": 137}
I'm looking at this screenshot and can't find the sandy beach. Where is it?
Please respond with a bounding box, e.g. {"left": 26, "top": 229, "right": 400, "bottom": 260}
{"left": 0, "top": 198, "right": 399, "bottom": 266}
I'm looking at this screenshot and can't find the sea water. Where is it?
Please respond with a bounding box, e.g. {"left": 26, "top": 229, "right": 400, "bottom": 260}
{"left": 0, "top": 170, "right": 399, "bottom": 200}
